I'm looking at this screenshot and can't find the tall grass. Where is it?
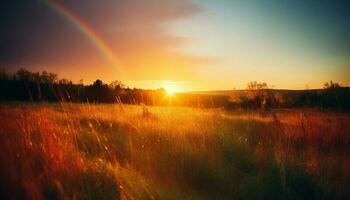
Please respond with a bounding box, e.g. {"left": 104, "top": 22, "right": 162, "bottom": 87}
{"left": 0, "top": 103, "right": 349, "bottom": 199}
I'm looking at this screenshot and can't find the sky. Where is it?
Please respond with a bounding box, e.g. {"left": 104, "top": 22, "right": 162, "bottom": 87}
{"left": 1, "top": 0, "right": 349, "bottom": 91}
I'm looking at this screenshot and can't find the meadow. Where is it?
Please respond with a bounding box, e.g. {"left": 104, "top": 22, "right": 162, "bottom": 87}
{"left": 0, "top": 103, "right": 349, "bottom": 199}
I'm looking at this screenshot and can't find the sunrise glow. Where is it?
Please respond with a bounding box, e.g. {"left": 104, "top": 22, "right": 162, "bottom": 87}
{"left": 1, "top": 1, "right": 350, "bottom": 199}
{"left": 1, "top": 0, "right": 349, "bottom": 89}
{"left": 162, "top": 80, "right": 181, "bottom": 96}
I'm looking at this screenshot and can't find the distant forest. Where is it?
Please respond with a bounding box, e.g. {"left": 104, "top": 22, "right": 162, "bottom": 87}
{"left": 0, "top": 69, "right": 349, "bottom": 111}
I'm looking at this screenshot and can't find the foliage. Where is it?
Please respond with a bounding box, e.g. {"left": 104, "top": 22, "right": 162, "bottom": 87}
{"left": 0, "top": 69, "right": 349, "bottom": 111}
{"left": 323, "top": 81, "right": 341, "bottom": 89}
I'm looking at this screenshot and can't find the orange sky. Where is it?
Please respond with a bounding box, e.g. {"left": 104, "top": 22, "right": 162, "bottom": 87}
{"left": 1, "top": 0, "right": 350, "bottom": 91}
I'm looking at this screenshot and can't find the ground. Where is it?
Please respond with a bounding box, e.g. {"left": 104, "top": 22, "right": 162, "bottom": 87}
{"left": 0, "top": 103, "right": 349, "bottom": 199}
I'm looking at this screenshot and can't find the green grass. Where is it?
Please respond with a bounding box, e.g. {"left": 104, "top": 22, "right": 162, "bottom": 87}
{"left": 0, "top": 103, "right": 349, "bottom": 199}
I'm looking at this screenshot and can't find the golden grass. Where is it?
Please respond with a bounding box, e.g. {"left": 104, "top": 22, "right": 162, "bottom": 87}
{"left": 0, "top": 103, "right": 349, "bottom": 199}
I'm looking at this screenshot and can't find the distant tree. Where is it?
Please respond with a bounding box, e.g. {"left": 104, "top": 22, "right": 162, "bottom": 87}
{"left": 40, "top": 71, "right": 57, "bottom": 84}
{"left": 15, "top": 68, "right": 33, "bottom": 81}
{"left": 321, "top": 81, "right": 348, "bottom": 110}
{"left": 58, "top": 78, "right": 72, "bottom": 85}
{"left": 0, "top": 69, "right": 9, "bottom": 80}
{"left": 246, "top": 81, "right": 268, "bottom": 99}
{"left": 109, "top": 80, "right": 125, "bottom": 91}
{"left": 245, "top": 81, "right": 269, "bottom": 110}
{"left": 323, "top": 81, "right": 341, "bottom": 89}
{"left": 93, "top": 79, "right": 104, "bottom": 87}
{"left": 247, "top": 81, "right": 268, "bottom": 90}
{"left": 32, "top": 72, "right": 41, "bottom": 82}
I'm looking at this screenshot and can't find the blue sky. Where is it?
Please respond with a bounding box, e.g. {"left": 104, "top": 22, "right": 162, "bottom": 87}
{"left": 168, "top": 0, "right": 350, "bottom": 89}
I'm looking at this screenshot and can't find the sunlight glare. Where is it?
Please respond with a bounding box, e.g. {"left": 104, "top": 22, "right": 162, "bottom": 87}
{"left": 162, "top": 80, "right": 180, "bottom": 96}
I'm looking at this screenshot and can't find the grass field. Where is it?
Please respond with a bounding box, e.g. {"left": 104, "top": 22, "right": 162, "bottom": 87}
{"left": 0, "top": 103, "right": 349, "bottom": 199}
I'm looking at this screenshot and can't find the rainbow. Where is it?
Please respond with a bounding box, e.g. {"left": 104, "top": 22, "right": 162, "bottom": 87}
{"left": 42, "top": 0, "right": 122, "bottom": 72}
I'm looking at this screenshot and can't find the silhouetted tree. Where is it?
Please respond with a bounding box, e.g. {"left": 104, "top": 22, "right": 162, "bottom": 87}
{"left": 58, "top": 79, "right": 72, "bottom": 85}
{"left": 93, "top": 79, "right": 104, "bottom": 87}
{"left": 245, "top": 81, "right": 269, "bottom": 110}
{"left": 323, "top": 81, "right": 341, "bottom": 89}
{"left": 1, "top": 69, "right": 349, "bottom": 110}
{"left": 40, "top": 71, "right": 57, "bottom": 84}
{"left": 15, "top": 68, "right": 33, "bottom": 81}
{"left": 0, "top": 69, "right": 8, "bottom": 80}
{"left": 109, "top": 80, "right": 125, "bottom": 92}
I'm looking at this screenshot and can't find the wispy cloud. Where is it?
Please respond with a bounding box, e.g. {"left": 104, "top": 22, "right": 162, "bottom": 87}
{"left": 0, "top": 0, "right": 216, "bottom": 82}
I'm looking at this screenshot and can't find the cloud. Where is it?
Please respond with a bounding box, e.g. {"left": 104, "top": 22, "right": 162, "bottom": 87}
{"left": 0, "top": 0, "right": 215, "bottom": 82}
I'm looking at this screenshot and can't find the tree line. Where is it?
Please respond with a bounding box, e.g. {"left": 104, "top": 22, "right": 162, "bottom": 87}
{"left": 227, "top": 81, "right": 350, "bottom": 111}
{"left": 0, "top": 69, "right": 168, "bottom": 104}
{"left": 0, "top": 69, "right": 349, "bottom": 111}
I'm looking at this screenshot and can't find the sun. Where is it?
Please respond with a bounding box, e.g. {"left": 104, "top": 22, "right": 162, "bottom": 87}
{"left": 165, "top": 86, "right": 176, "bottom": 96}
{"left": 162, "top": 81, "right": 180, "bottom": 96}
